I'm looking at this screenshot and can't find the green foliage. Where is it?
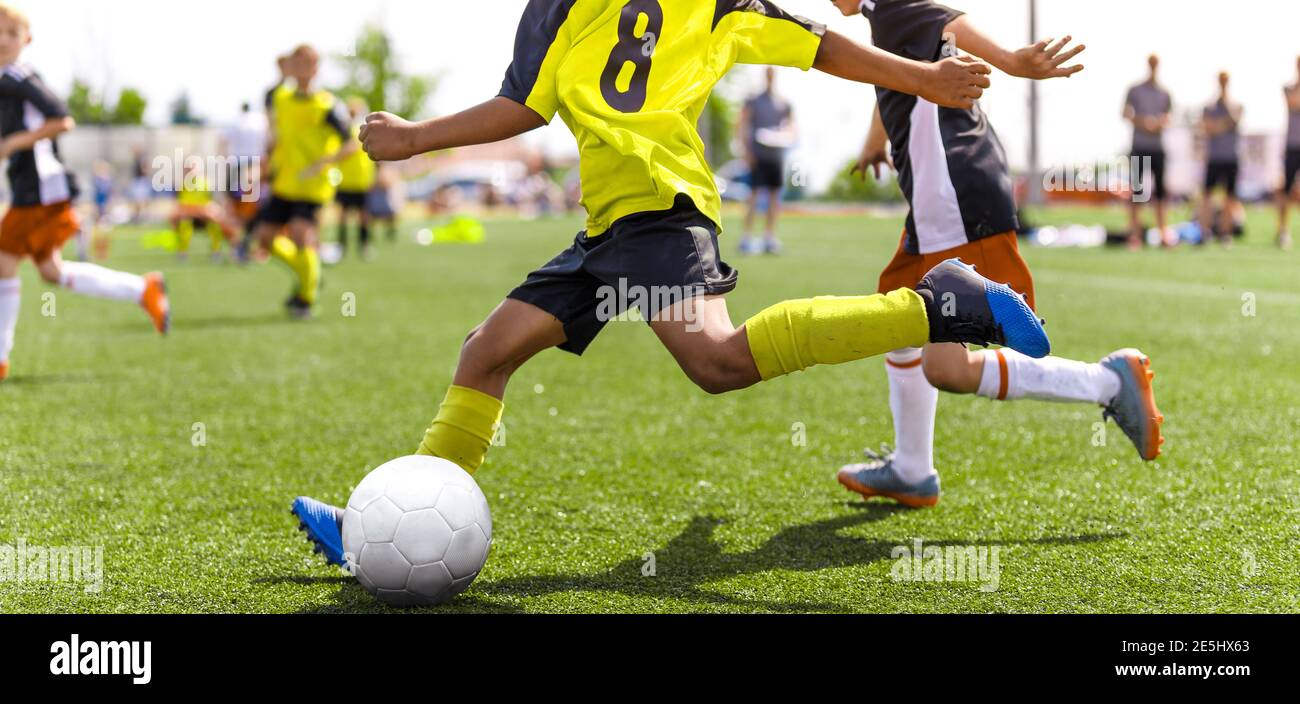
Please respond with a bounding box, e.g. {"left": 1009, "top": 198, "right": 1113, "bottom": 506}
{"left": 334, "top": 24, "right": 437, "bottom": 119}
{"left": 822, "top": 159, "right": 904, "bottom": 203}
{"left": 67, "top": 80, "right": 149, "bottom": 126}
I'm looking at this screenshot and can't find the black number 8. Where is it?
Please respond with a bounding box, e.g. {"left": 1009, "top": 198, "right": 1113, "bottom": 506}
{"left": 599, "top": 0, "right": 663, "bottom": 113}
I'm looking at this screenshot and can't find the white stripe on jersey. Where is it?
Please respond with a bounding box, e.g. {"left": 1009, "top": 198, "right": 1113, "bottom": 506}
{"left": 22, "top": 99, "right": 70, "bottom": 205}
{"left": 907, "top": 98, "right": 967, "bottom": 254}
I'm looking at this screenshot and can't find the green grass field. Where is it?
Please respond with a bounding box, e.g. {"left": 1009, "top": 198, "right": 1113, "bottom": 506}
{"left": 1, "top": 204, "right": 1296, "bottom": 613}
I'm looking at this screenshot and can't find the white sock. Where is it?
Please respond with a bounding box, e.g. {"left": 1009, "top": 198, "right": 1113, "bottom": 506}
{"left": 0, "top": 278, "right": 19, "bottom": 363}
{"left": 976, "top": 349, "right": 1121, "bottom": 405}
{"left": 59, "top": 262, "right": 146, "bottom": 303}
{"left": 885, "top": 348, "right": 939, "bottom": 483}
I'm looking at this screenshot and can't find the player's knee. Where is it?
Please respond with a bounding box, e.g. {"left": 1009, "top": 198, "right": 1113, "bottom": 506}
{"left": 35, "top": 262, "right": 61, "bottom": 285}
{"left": 922, "top": 353, "right": 976, "bottom": 394}
{"left": 458, "top": 327, "right": 520, "bottom": 381}
{"left": 680, "top": 352, "right": 752, "bottom": 396}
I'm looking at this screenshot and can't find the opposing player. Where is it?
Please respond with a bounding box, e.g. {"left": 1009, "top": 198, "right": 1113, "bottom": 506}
{"left": 0, "top": 4, "right": 169, "bottom": 383}
{"left": 249, "top": 45, "right": 356, "bottom": 318}
{"left": 291, "top": 0, "right": 1052, "bottom": 565}
{"left": 835, "top": 0, "right": 1163, "bottom": 508}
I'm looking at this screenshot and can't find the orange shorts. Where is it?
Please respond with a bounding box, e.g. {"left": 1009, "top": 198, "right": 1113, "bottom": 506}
{"left": 0, "top": 201, "right": 81, "bottom": 261}
{"left": 877, "top": 230, "right": 1036, "bottom": 311}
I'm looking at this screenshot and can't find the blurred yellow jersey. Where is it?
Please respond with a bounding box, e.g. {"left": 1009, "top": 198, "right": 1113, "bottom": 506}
{"left": 270, "top": 86, "right": 350, "bottom": 204}
{"left": 337, "top": 125, "right": 376, "bottom": 193}
{"left": 499, "top": 0, "right": 823, "bottom": 235}
{"left": 177, "top": 176, "right": 213, "bottom": 206}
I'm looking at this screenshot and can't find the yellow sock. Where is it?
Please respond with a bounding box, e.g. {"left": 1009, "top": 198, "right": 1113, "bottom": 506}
{"left": 269, "top": 235, "right": 298, "bottom": 265}
{"left": 744, "top": 289, "right": 929, "bottom": 381}
{"left": 177, "top": 219, "right": 194, "bottom": 253}
{"left": 416, "top": 385, "right": 504, "bottom": 474}
{"left": 296, "top": 247, "right": 321, "bottom": 304}
{"left": 207, "top": 222, "right": 224, "bottom": 254}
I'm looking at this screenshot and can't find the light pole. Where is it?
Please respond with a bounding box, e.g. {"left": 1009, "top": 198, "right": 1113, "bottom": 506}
{"left": 1027, "top": 0, "right": 1041, "bottom": 202}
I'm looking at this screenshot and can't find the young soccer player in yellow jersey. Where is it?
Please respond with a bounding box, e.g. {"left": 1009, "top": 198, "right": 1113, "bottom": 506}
{"left": 291, "top": 0, "right": 1050, "bottom": 566}
{"left": 334, "top": 98, "right": 377, "bottom": 260}
{"left": 0, "top": 4, "right": 169, "bottom": 383}
{"left": 251, "top": 45, "right": 357, "bottom": 318}
{"left": 171, "top": 162, "right": 239, "bottom": 261}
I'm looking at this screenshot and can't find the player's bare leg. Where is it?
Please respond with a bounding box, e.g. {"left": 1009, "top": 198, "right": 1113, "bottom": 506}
{"left": 764, "top": 188, "right": 783, "bottom": 254}
{"left": 1278, "top": 187, "right": 1295, "bottom": 250}
{"left": 452, "top": 299, "right": 567, "bottom": 400}
{"left": 649, "top": 295, "right": 761, "bottom": 395}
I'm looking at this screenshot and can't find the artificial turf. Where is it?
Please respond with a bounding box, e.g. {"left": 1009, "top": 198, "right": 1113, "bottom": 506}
{"left": 1, "top": 204, "right": 1296, "bottom": 613}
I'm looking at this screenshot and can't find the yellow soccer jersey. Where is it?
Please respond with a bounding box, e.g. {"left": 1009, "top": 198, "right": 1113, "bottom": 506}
{"left": 337, "top": 125, "right": 376, "bottom": 193}
{"left": 499, "top": 0, "right": 824, "bottom": 235}
{"left": 270, "top": 86, "right": 350, "bottom": 204}
{"left": 177, "top": 175, "right": 213, "bottom": 206}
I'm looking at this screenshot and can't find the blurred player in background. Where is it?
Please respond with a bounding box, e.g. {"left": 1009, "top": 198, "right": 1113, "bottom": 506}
{"left": 0, "top": 4, "right": 169, "bottom": 382}
{"left": 1277, "top": 57, "right": 1300, "bottom": 251}
{"left": 222, "top": 101, "right": 267, "bottom": 257}
{"left": 737, "top": 67, "right": 795, "bottom": 255}
{"left": 839, "top": 0, "right": 1162, "bottom": 508}
{"left": 1199, "top": 71, "right": 1242, "bottom": 247}
{"left": 250, "top": 44, "right": 355, "bottom": 318}
{"left": 170, "top": 161, "right": 238, "bottom": 262}
{"left": 288, "top": 0, "right": 1055, "bottom": 566}
{"left": 1124, "top": 54, "right": 1173, "bottom": 249}
{"left": 367, "top": 163, "right": 399, "bottom": 243}
{"left": 334, "top": 97, "right": 377, "bottom": 260}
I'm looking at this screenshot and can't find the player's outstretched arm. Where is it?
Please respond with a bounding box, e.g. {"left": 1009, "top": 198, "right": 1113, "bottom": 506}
{"left": 360, "top": 97, "right": 546, "bottom": 162}
{"left": 0, "top": 116, "right": 73, "bottom": 160}
{"left": 813, "top": 30, "right": 991, "bottom": 110}
{"left": 946, "top": 16, "right": 1084, "bottom": 80}
{"left": 852, "top": 105, "right": 892, "bottom": 181}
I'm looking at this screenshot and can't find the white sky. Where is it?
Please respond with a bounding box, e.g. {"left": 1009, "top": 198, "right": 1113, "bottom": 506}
{"left": 14, "top": 0, "right": 1300, "bottom": 187}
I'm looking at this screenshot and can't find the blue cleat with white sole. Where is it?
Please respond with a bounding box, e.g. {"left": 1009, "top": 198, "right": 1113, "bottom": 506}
{"left": 291, "top": 496, "right": 347, "bottom": 567}
{"left": 914, "top": 258, "right": 1051, "bottom": 358}
{"left": 836, "top": 445, "right": 941, "bottom": 508}
{"left": 1100, "top": 349, "right": 1165, "bottom": 461}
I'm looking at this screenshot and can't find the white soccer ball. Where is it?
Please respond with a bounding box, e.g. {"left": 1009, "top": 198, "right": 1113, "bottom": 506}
{"left": 342, "top": 456, "right": 492, "bottom": 607}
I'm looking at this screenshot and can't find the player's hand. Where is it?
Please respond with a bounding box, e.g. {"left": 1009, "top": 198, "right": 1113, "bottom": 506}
{"left": 852, "top": 146, "right": 893, "bottom": 181}
{"left": 360, "top": 112, "right": 421, "bottom": 162}
{"left": 1009, "top": 36, "right": 1086, "bottom": 80}
{"left": 921, "top": 55, "right": 992, "bottom": 110}
{"left": 300, "top": 161, "right": 325, "bottom": 180}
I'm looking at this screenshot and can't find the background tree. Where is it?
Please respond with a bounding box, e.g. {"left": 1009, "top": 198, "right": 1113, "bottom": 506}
{"left": 334, "top": 24, "right": 436, "bottom": 119}
{"left": 170, "top": 92, "right": 203, "bottom": 125}
{"left": 68, "top": 80, "right": 149, "bottom": 126}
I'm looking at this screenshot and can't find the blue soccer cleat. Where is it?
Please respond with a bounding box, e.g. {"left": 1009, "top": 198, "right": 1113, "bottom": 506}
{"left": 836, "top": 445, "right": 941, "bottom": 508}
{"left": 914, "top": 258, "right": 1050, "bottom": 358}
{"left": 291, "top": 496, "right": 346, "bottom": 567}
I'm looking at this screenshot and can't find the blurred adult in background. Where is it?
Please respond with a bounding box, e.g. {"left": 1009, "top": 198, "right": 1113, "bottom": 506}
{"left": 737, "top": 67, "right": 795, "bottom": 256}
{"left": 1123, "top": 54, "right": 1172, "bottom": 250}
{"left": 1277, "top": 56, "right": 1300, "bottom": 251}
{"left": 127, "top": 146, "right": 152, "bottom": 223}
{"left": 1199, "top": 71, "right": 1242, "bottom": 247}
{"left": 222, "top": 101, "right": 267, "bottom": 245}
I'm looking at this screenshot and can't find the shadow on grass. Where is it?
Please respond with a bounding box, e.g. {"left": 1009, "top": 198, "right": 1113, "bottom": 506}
{"left": 472, "top": 505, "right": 1125, "bottom": 612}
{"left": 3, "top": 371, "right": 120, "bottom": 386}
{"left": 166, "top": 313, "right": 295, "bottom": 332}
{"left": 283, "top": 503, "right": 1125, "bottom": 613}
